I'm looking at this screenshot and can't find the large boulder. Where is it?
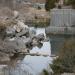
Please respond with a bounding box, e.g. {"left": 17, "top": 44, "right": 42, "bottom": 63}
{"left": 6, "top": 26, "right": 16, "bottom": 37}
{"left": 0, "top": 19, "right": 45, "bottom": 65}
{"left": 36, "top": 33, "right": 45, "bottom": 41}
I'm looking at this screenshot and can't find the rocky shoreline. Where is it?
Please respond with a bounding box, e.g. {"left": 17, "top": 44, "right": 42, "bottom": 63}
{"left": 0, "top": 17, "right": 46, "bottom": 65}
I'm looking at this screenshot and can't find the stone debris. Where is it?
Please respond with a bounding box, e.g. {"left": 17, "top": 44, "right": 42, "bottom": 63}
{"left": 0, "top": 19, "right": 45, "bottom": 64}
{"left": 36, "top": 33, "right": 44, "bottom": 41}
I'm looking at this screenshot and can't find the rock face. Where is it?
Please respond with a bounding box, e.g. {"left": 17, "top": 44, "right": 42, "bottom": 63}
{"left": 0, "top": 0, "right": 14, "bottom": 8}
{"left": 0, "top": 20, "right": 45, "bottom": 65}
{"left": 46, "top": 9, "right": 75, "bottom": 55}
{"left": 46, "top": 9, "right": 75, "bottom": 35}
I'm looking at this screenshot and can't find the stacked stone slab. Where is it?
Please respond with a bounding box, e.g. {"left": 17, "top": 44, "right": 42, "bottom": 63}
{"left": 46, "top": 9, "right": 75, "bottom": 35}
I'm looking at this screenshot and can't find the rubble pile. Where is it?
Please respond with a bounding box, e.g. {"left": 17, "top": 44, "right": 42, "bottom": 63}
{"left": 0, "top": 19, "right": 45, "bottom": 64}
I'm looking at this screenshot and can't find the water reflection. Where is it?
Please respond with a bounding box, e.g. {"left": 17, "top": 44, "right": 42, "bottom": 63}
{"left": 49, "top": 35, "right": 74, "bottom": 55}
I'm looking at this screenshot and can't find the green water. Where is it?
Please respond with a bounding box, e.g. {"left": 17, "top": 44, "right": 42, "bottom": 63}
{"left": 49, "top": 35, "right": 74, "bottom": 55}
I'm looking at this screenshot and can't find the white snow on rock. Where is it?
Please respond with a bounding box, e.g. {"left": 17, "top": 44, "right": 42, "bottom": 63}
{"left": 30, "top": 41, "right": 51, "bottom": 56}
{"left": 36, "top": 28, "right": 46, "bottom": 38}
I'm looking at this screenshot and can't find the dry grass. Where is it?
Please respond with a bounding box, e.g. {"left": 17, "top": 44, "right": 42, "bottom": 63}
{"left": 0, "top": 19, "right": 17, "bottom": 28}
{"left": 0, "top": 7, "right": 13, "bottom": 17}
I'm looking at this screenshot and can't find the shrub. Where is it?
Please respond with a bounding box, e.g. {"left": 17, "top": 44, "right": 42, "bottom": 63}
{"left": 43, "top": 69, "right": 49, "bottom": 75}
{"left": 65, "top": 0, "right": 75, "bottom": 8}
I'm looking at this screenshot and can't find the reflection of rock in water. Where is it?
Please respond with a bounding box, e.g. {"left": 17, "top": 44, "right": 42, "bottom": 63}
{"left": 2, "top": 64, "right": 33, "bottom": 75}
{"left": 0, "top": 54, "right": 30, "bottom": 75}
{"left": 49, "top": 35, "right": 72, "bottom": 55}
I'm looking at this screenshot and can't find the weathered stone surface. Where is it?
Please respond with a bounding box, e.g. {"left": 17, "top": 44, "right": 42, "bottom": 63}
{"left": 36, "top": 33, "right": 45, "bottom": 41}
{"left": 0, "top": 20, "right": 45, "bottom": 63}
{"left": 6, "top": 26, "right": 16, "bottom": 37}
{"left": 46, "top": 9, "right": 75, "bottom": 35}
